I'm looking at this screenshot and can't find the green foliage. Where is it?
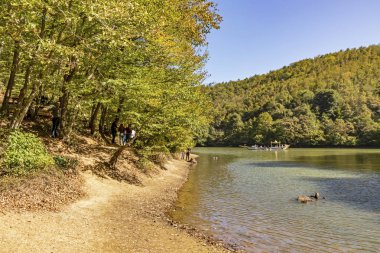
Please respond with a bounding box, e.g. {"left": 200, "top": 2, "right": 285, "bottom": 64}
{"left": 312, "top": 89, "right": 342, "bottom": 119}
{"left": 206, "top": 45, "right": 380, "bottom": 147}
{"left": 323, "top": 118, "right": 357, "bottom": 146}
{"left": 3, "top": 131, "right": 54, "bottom": 176}
{"left": 53, "top": 156, "right": 78, "bottom": 170}
{"left": 0, "top": 0, "right": 221, "bottom": 151}
{"left": 136, "top": 157, "right": 155, "bottom": 172}
{"left": 135, "top": 147, "right": 169, "bottom": 171}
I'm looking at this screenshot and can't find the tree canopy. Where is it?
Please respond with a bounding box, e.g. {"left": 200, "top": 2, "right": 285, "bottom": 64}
{"left": 0, "top": 0, "right": 221, "bottom": 153}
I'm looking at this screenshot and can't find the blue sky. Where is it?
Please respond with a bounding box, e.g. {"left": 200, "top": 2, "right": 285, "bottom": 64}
{"left": 204, "top": 0, "right": 380, "bottom": 84}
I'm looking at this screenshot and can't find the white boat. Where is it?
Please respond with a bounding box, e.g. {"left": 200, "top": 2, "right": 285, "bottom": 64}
{"left": 269, "top": 141, "right": 290, "bottom": 150}
{"left": 246, "top": 145, "right": 268, "bottom": 150}
{"left": 247, "top": 141, "right": 290, "bottom": 151}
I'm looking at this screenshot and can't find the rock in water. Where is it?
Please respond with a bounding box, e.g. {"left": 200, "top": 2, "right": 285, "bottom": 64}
{"left": 297, "top": 195, "right": 312, "bottom": 203}
{"left": 297, "top": 192, "right": 324, "bottom": 203}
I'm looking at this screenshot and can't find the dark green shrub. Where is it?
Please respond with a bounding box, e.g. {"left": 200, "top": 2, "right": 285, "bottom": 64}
{"left": 53, "top": 155, "right": 78, "bottom": 170}
{"left": 3, "top": 131, "right": 54, "bottom": 176}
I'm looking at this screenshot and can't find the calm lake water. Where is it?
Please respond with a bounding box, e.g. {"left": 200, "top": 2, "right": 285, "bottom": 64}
{"left": 170, "top": 148, "right": 380, "bottom": 253}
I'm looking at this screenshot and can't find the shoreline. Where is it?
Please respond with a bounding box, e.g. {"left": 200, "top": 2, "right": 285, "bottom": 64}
{"left": 0, "top": 154, "right": 229, "bottom": 252}
{"left": 166, "top": 155, "right": 241, "bottom": 252}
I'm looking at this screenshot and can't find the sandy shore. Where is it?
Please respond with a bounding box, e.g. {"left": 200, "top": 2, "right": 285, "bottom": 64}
{"left": 0, "top": 157, "right": 227, "bottom": 253}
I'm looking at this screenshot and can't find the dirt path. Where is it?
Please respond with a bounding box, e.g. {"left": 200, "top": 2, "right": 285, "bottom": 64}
{"left": 0, "top": 159, "right": 226, "bottom": 253}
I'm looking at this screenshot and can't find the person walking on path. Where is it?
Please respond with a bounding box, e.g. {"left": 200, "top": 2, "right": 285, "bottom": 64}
{"left": 124, "top": 124, "right": 132, "bottom": 145}
{"left": 111, "top": 118, "right": 119, "bottom": 144}
{"left": 130, "top": 128, "right": 136, "bottom": 140}
{"left": 185, "top": 148, "right": 191, "bottom": 161}
{"left": 51, "top": 104, "right": 60, "bottom": 138}
{"left": 118, "top": 123, "right": 125, "bottom": 145}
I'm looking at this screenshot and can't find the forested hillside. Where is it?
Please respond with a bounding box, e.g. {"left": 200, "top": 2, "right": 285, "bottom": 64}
{"left": 204, "top": 45, "right": 380, "bottom": 147}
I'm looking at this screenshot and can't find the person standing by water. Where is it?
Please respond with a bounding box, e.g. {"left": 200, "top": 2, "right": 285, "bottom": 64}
{"left": 111, "top": 118, "right": 119, "bottom": 144}
{"left": 185, "top": 148, "right": 191, "bottom": 161}
{"left": 51, "top": 103, "right": 60, "bottom": 138}
{"left": 118, "top": 123, "right": 125, "bottom": 145}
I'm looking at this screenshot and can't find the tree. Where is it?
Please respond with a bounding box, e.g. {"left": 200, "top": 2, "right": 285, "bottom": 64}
{"left": 0, "top": 0, "right": 222, "bottom": 155}
{"left": 248, "top": 112, "right": 273, "bottom": 145}
{"left": 312, "top": 89, "right": 342, "bottom": 119}
{"left": 323, "top": 118, "right": 356, "bottom": 146}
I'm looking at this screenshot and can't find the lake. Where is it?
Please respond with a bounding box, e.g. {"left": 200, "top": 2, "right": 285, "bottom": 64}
{"left": 170, "top": 148, "right": 380, "bottom": 253}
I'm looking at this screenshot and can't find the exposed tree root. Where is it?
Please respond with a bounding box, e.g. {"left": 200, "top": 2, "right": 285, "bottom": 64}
{"left": 92, "top": 161, "right": 142, "bottom": 186}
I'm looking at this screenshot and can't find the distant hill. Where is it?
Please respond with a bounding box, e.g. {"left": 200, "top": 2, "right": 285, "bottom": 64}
{"left": 203, "top": 45, "right": 380, "bottom": 147}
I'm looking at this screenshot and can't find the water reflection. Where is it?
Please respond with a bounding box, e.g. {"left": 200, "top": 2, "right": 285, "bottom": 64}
{"left": 171, "top": 148, "right": 380, "bottom": 252}
{"left": 296, "top": 153, "right": 380, "bottom": 172}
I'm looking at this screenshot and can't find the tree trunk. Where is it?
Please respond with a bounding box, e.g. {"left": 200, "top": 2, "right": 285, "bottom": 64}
{"left": 10, "top": 7, "right": 47, "bottom": 125}
{"left": 99, "top": 103, "right": 107, "bottom": 133}
{"left": 108, "top": 137, "right": 137, "bottom": 169}
{"left": 17, "top": 64, "right": 32, "bottom": 106}
{"left": 10, "top": 81, "right": 39, "bottom": 129}
{"left": 59, "top": 60, "right": 76, "bottom": 136}
{"left": 30, "top": 84, "right": 44, "bottom": 120}
{"left": 63, "top": 105, "right": 80, "bottom": 140}
{"left": 98, "top": 103, "right": 110, "bottom": 144}
{"left": 1, "top": 41, "right": 20, "bottom": 114}
{"left": 89, "top": 102, "right": 101, "bottom": 135}
{"left": 59, "top": 87, "right": 70, "bottom": 135}
{"left": 56, "top": 3, "right": 87, "bottom": 136}
{"left": 108, "top": 145, "right": 128, "bottom": 169}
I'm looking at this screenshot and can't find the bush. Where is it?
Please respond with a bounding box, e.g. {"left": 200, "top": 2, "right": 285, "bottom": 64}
{"left": 53, "top": 155, "right": 78, "bottom": 170}
{"left": 3, "top": 131, "right": 54, "bottom": 176}
{"left": 136, "top": 147, "right": 170, "bottom": 169}
{"left": 149, "top": 153, "right": 169, "bottom": 167}
{"left": 136, "top": 157, "right": 155, "bottom": 172}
